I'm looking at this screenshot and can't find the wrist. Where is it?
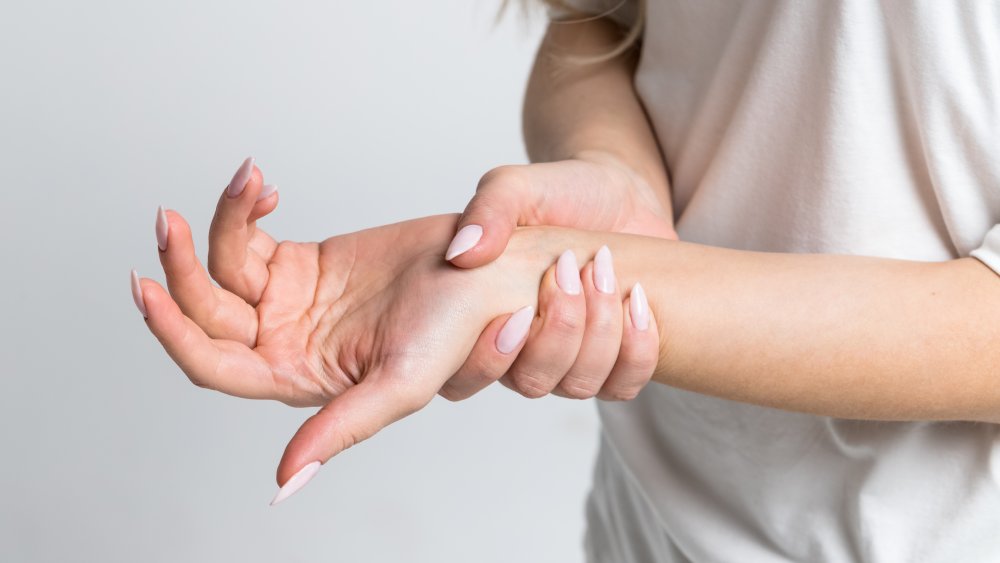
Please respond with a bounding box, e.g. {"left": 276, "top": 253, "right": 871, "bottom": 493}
{"left": 496, "top": 225, "right": 628, "bottom": 296}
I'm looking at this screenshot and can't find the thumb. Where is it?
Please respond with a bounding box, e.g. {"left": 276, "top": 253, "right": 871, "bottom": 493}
{"left": 270, "top": 376, "right": 429, "bottom": 505}
{"left": 446, "top": 166, "right": 535, "bottom": 269}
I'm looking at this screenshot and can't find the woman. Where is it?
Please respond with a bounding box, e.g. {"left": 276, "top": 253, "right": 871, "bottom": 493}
{"left": 132, "top": 0, "right": 1000, "bottom": 560}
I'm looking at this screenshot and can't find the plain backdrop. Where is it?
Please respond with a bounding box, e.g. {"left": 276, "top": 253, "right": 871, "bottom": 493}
{"left": 0, "top": 2, "right": 603, "bottom": 561}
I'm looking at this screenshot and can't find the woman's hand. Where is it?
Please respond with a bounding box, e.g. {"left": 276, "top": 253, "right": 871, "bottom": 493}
{"left": 131, "top": 158, "right": 657, "bottom": 503}
{"left": 438, "top": 152, "right": 671, "bottom": 401}
{"left": 440, "top": 246, "right": 660, "bottom": 402}
{"left": 444, "top": 151, "right": 677, "bottom": 268}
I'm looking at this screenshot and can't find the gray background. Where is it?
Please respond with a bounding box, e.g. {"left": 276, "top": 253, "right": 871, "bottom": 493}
{"left": 0, "top": 1, "right": 602, "bottom": 561}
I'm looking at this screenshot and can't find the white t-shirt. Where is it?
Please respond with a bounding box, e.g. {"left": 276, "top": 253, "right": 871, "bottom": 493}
{"left": 550, "top": 1, "right": 1000, "bottom": 561}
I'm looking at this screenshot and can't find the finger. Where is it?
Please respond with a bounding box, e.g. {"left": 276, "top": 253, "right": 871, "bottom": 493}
{"left": 157, "top": 206, "right": 259, "bottom": 346}
{"left": 505, "top": 251, "right": 586, "bottom": 398}
{"left": 131, "top": 271, "right": 279, "bottom": 400}
{"left": 599, "top": 282, "right": 660, "bottom": 401}
{"left": 445, "top": 165, "right": 531, "bottom": 268}
{"left": 556, "top": 246, "right": 624, "bottom": 399}
{"left": 207, "top": 157, "right": 280, "bottom": 306}
{"left": 248, "top": 186, "right": 280, "bottom": 260}
{"left": 439, "top": 305, "right": 534, "bottom": 401}
{"left": 273, "top": 373, "right": 432, "bottom": 504}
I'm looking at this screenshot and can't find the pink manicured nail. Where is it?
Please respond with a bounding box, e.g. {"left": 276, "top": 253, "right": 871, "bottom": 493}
{"left": 496, "top": 305, "right": 534, "bottom": 354}
{"left": 270, "top": 461, "right": 321, "bottom": 506}
{"left": 226, "top": 156, "right": 255, "bottom": 198}
{"left": 155, "top": 205, "right": 168, "bottom": 251}
{"left": 445, "top": 224, "right": 483, "bottom": 260}
{"left": 594, "top": 245, "right": 616, "bottom": 294}
{"left": 130, "top": 269, "right": 147, "bottom": 318}
{"left": 257, "top": 183, "right": 277, "bottom": 201}
{"left": 555, "top": 250, "right": 581, "bottom": 295}
{"left": 630, "top": 282, "right": 649, "bottom": 331}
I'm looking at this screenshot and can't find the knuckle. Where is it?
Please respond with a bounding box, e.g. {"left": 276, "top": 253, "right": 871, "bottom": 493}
{"left": 617, "top": 385, "right": 645, "bottom": 401}
{"left": 610, "top": 387, "right": 642, "bottom": 401}
{"left": 465, "top": 355, "right": 504, "bottom": 384}
{"left": 545, "top": 304, "right": 586, "bottom": 335}
{"left": 205, "top": 259, "right": 226, "bottom": 282}
{"left": 187, "top": 374, "right": 214, "bottom": 391}
{"left": 616, "top": 351, "right": 658, "bottom": 377}
{"left": 581, "top": 290, "right": 620, "bottom": 324}
{"left": 438, "top": 385, "right": 464, "bottom": 403}
{"left": 377, "top": 377, "right": 431, "bottom": 415}
{"left": 201, "top": 303, "right": 226, "bottom": 330}
{"left": 517, "top": 386, "right": 549, "bottom": 399}
{"left": 476, "top": 164, "right": 526, "bottom": 194}
{"left": 339, "top": 428, "right": 363, "bottom": 453}
{"left": 588, "top": 310, "right": 621, "bottom": 334}
{"left": 510, "top": 370, "right": 554, "bottom": 399}
{"left": 598, "top": 384, "right": 641, "bottom": 402}
{"left": 399, "top": 390, "right": 432, "bottom": 414}
{"left": 557, "top": 379, "right": 600, "bottom": 400}
{"left": 615, "top": 341, "right": 659, "bottom": 374}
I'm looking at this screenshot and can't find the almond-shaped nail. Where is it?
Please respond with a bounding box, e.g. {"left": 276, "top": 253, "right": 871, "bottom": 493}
{"left": 270, "top": 461, "right": 322, "bottom": 506}
{"left": 257, "top": 183, "right": 278, "bottom": 201}
{"left": 155, "top": 205, "right": 168, "bottom": 251}
{"left": 630, "top": 282, "right": 649, "bottom": 331}
{"left": 445, "top": 224, "right": 483, "bottom": 261}
{"left": 131, "top": 269, "right": 147, "bottom": 318}
{"left": 226, "top": 156, "right": 255, "bottom": 198}
{"left": 556, "top": 250, "right": 582, "bottom": 295}
{"left": 594, "top": 245, "right": 616, "bottom": 294}
{"left": 496, "top": 305, "right": 535, "bottom": 354}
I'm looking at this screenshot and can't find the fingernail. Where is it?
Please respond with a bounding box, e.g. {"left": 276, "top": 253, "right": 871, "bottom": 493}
{"left": 496, "top": 305, "right": 534, "bottom": 354}
{"left": 270, "top": 461, "right": 322, "bottom": 506}
{"left": 130, "top": 269, "right": 147, "bottom": 318}
{"left": 445, "top": 224, "right": 483, "bottom": 261}
{"left": 257, "top": 183, "right": 278, "bottom": 201}
{"left": 155, "top": 205, "right": 168, "bottom": 251}
{"left": 630, "top": 282, "right": 649, "bottom": 331}
{"left": 555, "top": 250, "right": 581, "bottom": 295}
{"left": 226, "top": 156, "right": 255, "bottom": 198}
{"left": 594, "top": 245, "right": 616, "bottom": 294}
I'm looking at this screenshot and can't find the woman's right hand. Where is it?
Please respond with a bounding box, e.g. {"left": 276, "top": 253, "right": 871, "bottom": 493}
{"left": 440, "top": 152, "right": 673, "bottom": 402}
{"left": 444, "top": 150, "right": 678, "bottom": 268}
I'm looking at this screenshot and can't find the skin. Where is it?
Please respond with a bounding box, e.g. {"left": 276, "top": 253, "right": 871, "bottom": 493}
{"left": 140, "top": 168, "right": 660, "bottom": 487}
{"left": 586, "top": 237, "right": 1000, "bottom": 424}
{"left": 444, "top": 251, "right": 660, "bottom": 403}
{"left": 450, "top": 17, "right": 677, "bottom": 399}
{"left": 449, "top": 17, "right": 676, "bottom": 271}
{"left": 137, "top": 15, "right": 1000, "bottom": 493}
{"left": 140, "top": 188, "right": 1000, "bottom": 489}
{"left": 449, "top": 18, "right": 1000, "bottom": 427}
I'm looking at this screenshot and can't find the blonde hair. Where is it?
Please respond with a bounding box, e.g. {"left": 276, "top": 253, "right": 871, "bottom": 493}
{"left": 501, "top": 0, "right": 646, "bottom": 64}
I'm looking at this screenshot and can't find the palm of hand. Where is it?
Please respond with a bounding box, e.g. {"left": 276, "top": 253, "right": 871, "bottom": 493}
{"left": 250, "top": 216, "right": 502, "bottom": 409}
{"left": 140, "top": 189, "right": 529, "bottom": 480}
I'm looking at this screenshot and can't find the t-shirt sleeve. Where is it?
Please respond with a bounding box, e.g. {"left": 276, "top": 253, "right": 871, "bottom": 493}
{"left": 545, "top": 0, "right": 640, "bottom": 30}
{"left": 969, "top": 224, "right": 1000, "bottom": 275}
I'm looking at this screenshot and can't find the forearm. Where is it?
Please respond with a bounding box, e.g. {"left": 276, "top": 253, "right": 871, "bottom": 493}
{"left": 505, "top": 227, "right": 1000, "bottom": 422}
{"left": 523, "top": 18, "right": 673, "bottom": 215}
